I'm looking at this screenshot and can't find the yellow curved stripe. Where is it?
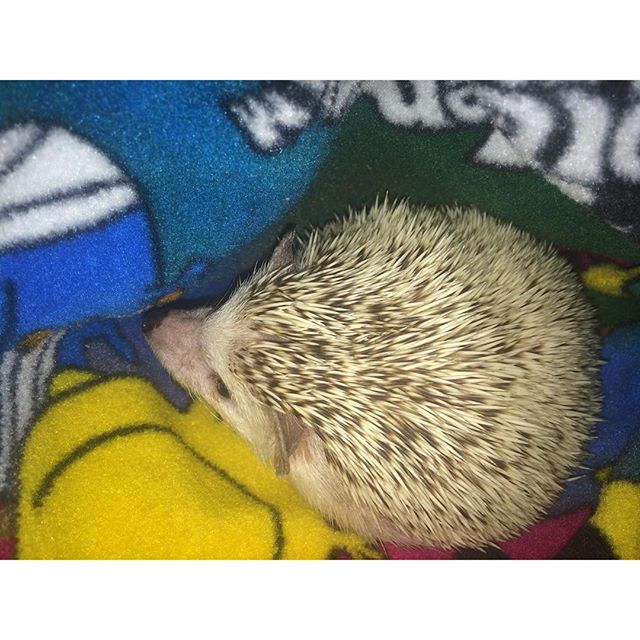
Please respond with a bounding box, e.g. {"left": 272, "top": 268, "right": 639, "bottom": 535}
{"left": 582, "top": 263, "right": 640, "bottom": 297}
{"left": 48, "top": 369, "right": 100, "bottom": 399}
{"left": 591, "top": 481, "right": 640, "bottom": 560}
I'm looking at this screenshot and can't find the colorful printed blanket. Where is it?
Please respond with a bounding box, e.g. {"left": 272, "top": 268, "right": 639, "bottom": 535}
{"left": 1, "top": 81, "right": 640, "bottom": 559}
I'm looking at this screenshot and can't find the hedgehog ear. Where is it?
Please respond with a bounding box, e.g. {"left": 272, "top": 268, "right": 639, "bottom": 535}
{"left": 270, "top": 410, "right": 306, "bottom": 476}
{"left": 268, "top": 231, "right": 296, "bottom": 272}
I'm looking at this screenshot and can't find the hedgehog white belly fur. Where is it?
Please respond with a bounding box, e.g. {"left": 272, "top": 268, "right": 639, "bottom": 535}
{"left": 144, "top": 201, "right": 601, "bottom": 550}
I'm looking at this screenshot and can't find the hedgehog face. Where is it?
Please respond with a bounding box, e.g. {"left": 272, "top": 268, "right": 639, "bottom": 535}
{"left": 143, "top": 232, "right": 301, "bottom": 473}
{"left": 143, "top": 301, "right": 279, "bottom": 466}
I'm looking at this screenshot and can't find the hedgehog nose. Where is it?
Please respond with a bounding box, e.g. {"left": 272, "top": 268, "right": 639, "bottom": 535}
{"left": 142, "top": 307, "right": 169, "bottom": 333}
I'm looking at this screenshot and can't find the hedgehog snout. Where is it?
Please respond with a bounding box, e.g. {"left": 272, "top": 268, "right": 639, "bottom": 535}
{"left": 142, "top": 308, "right": 213, "bottom": 393}
{"left": 142, "top": 307, "right": 170, "bottom": 333}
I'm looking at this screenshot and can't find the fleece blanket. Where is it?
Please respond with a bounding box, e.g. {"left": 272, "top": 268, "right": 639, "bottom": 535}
{"left": 2, "top": 80, "right": 640, "bottom": 559}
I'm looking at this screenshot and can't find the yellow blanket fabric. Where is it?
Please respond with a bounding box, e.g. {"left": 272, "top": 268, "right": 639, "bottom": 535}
{"left": 18, "top": 370, "right": 381, "bottom": 560}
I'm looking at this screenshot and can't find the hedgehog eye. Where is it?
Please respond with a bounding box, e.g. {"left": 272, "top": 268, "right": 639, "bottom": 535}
{"left": 210, "top": 372, "right": 231, "bottom": 399}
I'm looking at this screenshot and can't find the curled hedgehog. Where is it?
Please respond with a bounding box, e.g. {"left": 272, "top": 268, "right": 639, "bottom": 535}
{"left": 143, "top": 201, "right": 601, "bottom": 550}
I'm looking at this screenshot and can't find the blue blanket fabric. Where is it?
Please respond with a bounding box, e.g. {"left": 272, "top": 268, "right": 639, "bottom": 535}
{"left": 0, "top": 81, "right": 336, "bottom": 351}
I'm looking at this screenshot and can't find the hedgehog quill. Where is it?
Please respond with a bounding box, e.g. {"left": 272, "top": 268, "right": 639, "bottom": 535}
{"left": 143, "top": 201, "right": 600, "bottom": 550}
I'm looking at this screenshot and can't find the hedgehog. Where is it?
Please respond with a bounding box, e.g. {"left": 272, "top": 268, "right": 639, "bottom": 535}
{"left": 143, "top": 200, "right": 601, "bottom": 550}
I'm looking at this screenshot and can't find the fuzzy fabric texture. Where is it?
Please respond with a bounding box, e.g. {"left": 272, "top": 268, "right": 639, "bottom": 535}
{"left": 2, "top": 81, "right": 640, "bottom": 559}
